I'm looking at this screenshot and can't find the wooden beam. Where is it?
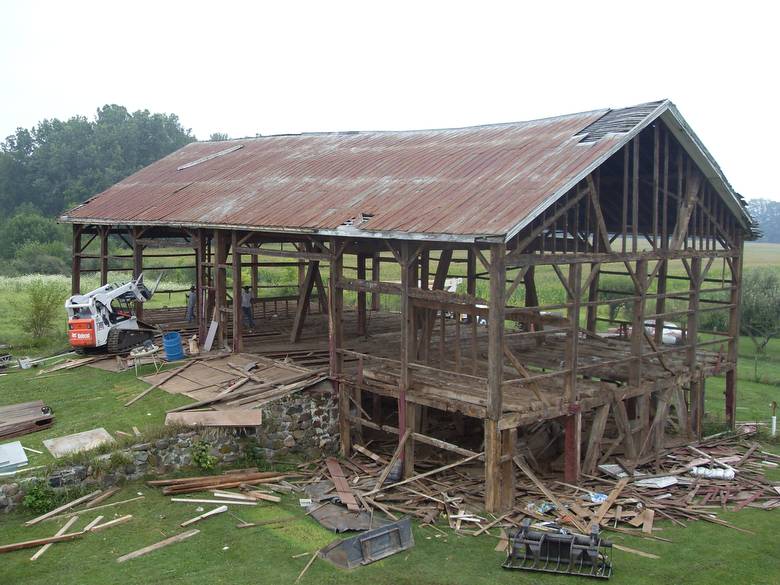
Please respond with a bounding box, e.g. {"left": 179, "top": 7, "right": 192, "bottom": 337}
{"left": 583, "top": 403, "right": 610, "bottom": 474}
{"left": 116, "top": 529, "right": 200, "bottom": 563}
{"left": 328, "top": 239, "right": 347, "bottom": 455}
{"left": 290, "top": 260, "right": 319, "bottom": 343}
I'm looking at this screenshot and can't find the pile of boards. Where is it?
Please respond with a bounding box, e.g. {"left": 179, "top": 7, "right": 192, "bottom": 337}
{"left": 0, "top": 401, "right": 54, "bottom": 440}
{"left": 131, "top": 354, "right": 327, "bottom": 428}
{"left": 297, "top": 429, "right": 780, "bottom": 560}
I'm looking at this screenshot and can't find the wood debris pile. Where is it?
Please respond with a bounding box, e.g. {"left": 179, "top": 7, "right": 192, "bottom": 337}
{"left": 296, "top": 429, "right": 779, "bottom": 558}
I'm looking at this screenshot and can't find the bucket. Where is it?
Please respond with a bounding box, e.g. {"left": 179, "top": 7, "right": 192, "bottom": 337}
{"left": 163, "top": 332, "right": 184, "bottom": 361}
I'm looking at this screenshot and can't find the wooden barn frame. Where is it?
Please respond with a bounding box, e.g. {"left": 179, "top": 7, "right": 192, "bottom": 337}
{"left": 62, "top": 100, "right": 754, "bottom": 512}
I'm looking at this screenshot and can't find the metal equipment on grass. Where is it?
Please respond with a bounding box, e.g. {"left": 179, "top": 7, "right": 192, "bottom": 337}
{"left": 503, "top": 518, "right": 613, "bottom": 579}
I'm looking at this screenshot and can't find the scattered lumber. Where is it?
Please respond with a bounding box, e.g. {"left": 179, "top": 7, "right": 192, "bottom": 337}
{"left": 116, "top": 529, "right": 200, "bottom": 563}
{"left": 25, "top": 490, "right": 102, "bottom": 526}
{"left": 84, "top": 487, "right": 121, "bottom": 509}
{"left": 0, "top": 401, "right": 55, "bottom": 440}
{"left": 89, "top": 515, "right": 133, "bottom": 533}
{"left": 44, "top": 496, "right": 145, "bottom": 522}
{"left": 125, "top": 359, "right": 199, "bottom": 407}
{"left": 30, "top": 516, "right": 80, "bottom": 561}
{"left": 149, "top": 470, "right": 290, "bottom": 495}
{"left": 0, "top": 531, "right": 85, "bottom": 554}
{"left": 170, "top": 497, "right": 258, "bottom": 506}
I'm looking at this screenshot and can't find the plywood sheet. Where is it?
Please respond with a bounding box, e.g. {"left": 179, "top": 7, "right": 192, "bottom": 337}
{"left": 43, "top": 428, "right": 115, "bottom": 458}
{"left": 165, "top": 410, "right": 262, "bottom": 427}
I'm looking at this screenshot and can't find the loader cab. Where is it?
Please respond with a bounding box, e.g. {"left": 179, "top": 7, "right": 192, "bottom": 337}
{"left": 110, "top": 298, "right": 133, "bottom": 323}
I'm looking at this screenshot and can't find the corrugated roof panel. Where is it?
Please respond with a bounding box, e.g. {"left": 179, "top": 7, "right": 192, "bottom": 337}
{"left": 65, "top": 100, "right": 743, "bottom": 239}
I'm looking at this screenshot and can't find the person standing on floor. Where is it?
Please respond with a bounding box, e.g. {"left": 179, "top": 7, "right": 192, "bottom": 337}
{"left": 241, "top": 285, "right": 255, "bottom": 331}
{"left": 185, "top": 285, "right": 196, "bottom": 323}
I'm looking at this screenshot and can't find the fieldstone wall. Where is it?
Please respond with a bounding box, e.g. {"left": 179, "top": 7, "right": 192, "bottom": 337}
{"left": 0, "top": 388, "right": 338, "bottom": 513}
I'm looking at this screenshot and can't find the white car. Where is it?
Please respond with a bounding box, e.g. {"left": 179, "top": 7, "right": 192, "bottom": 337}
{"left": 643, "top": 319, "right": 683, "bottom": 345}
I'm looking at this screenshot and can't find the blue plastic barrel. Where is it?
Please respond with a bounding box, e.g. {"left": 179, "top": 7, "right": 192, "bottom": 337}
{"left": 163, "top": 331, "right": 184, "bottom": 361}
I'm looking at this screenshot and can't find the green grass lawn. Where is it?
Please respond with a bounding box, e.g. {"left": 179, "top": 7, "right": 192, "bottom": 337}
{"left": 1, "top": 479, "right": 779, "bottom": 585}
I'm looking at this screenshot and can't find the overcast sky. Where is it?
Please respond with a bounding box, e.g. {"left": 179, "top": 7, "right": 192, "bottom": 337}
{"left": 1, "top": 1, "right": 778, "bottom": 200}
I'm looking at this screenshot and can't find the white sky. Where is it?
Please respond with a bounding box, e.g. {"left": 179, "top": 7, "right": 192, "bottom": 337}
{"left": 1, "top": 0, "right": 778, "bottom": 200}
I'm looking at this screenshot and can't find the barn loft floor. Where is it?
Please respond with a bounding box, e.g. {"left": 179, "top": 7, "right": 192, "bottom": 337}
{"left": 144, "top": 304, "right": 725, "bottom": 425}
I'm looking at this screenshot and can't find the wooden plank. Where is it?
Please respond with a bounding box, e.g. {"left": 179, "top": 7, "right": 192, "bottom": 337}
{"left": 30, "top": 516, "right": 79, "bottom": 561}
{"left": 0, "top": 531, "right": 85, "bottom": 554}
{"left": 592, "top": 477, "right": 629, "bottom": 526}
{"left": 583, "top": 403, "right": 610, "bottom": 475}
{"left": 513, "top": 456, "right": 587, "bottom": 533}
{"left": 84, "top": 487, "right": 120, "bottom": 509}
{"left": 170, "top": 498, "right": 258, "bottom": 506}
{"left": 89, "top": 514, "right": 133, "bottom": 533}
{"left": 45, "top": 496, "right": 145, "bottom": 522}
{"left": 325, "top": 457, "right": 360, "bottom": 511}
{"left": 364, "top": 452, "right": 483, "bottom": 497}
{"left": 181, "top": 505, "right": 228, "bottom": 527}
{"left": 116, "top": 529, "right": 200, "bottom": 563}
{"left": 125, "top": 360, "right": 199, "bottom": 407}
{"left": 25, "top": 490, "right": 102, "bottom": 526}
{"left": 165, "top": 410, "right": 262, "bottom": 427}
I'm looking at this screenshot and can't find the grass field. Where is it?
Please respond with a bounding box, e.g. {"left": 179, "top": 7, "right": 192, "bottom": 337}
{"left": 0, "top": 243, "right": 778, "bottom": 584}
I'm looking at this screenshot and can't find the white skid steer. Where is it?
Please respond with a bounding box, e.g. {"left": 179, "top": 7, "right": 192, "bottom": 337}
{"left": 65, "top": 274, "right": 162, "bottom": 354}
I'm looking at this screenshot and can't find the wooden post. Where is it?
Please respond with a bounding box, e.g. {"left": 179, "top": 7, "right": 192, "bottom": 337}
{"left": 132, "top": 228, "right": 144, "bottom": 321}
{"left": 466, "top": 248, "right": 476, "bottom": 296}
{"left": 71, "top": 225, "right": 82, "bottom": 295}
{"left": 99, "top": 226, "right": 109, "bottom": 286}
{"left": 328, "top": 239, "right": 347, "bottom": 455}
{"left": 585, "top": 263, "right": 600, "bottom": 333}
{"left": 563, "top": 411, "right": 582, "bottom": 483}
{"left": 399, "top": 242, "right": 416, "bottom": 477}
{"left": 564, "top": 263, "right": 582, "bottom": 402}
{"left": 725, "top": 235, "right": 743, "bottom": 429}
{"left": 214, "top": 230, "right": 228, "bottom": 349}
{"left": 251, "top": 254, "right": 259, "bottom": 299}
{"left": 231, "top": 231, "right": 242, "bottom": 353}
{"left": 687, "top": 256, "right": 702, "bottom": 436}
{"left": 500, "top": 428, "right": 516, "bottom": 510}
{"left": 485, "top": 243, "right": 506, "bottom": 512}
{"left": 357, "top": 253, "right": 367, "bottom": 337}
{"left": 290, "top": 259, "right": 319, "bottom": 343}
{"left": 371, "top": 252, "right": 381, "bottom": 311}
{"left": 629, "top": 259, "right": 648, "bottom": 387}
{"left": 195, "top": 230, "right": 207, "bottom": 343}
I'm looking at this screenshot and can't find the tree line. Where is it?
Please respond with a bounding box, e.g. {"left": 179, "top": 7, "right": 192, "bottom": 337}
{"left": 0, "top": 105, "right": 195, "bottom": 275}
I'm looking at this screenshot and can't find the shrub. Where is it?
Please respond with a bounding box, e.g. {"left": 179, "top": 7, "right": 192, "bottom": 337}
{"left": 192, "top": 440, "right": 217, "bottom": 471}
{"left": 22, "top": 482, "right": 59, "bottom": 514}
{"left": 23, "top": 278, "right": 68, "bottom": 338}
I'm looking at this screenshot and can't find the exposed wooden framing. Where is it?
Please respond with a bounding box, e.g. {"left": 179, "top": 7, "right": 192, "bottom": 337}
{"left": 290, "top": 257, "right": 320, "bottom": 343}
{"left": 466, "top": 248, "right": 476, "bottom": 296}
{"left": 195, "top": 230, "right": 208, "bottom": 343}
{"left": 629, "top": 259, "right": 648, "bottom": 386}
{"left": 632, "top": 137, "right": 639, "bottom": 252}
{"left": 563, "top": 411, "right": 581, "bottom": 483}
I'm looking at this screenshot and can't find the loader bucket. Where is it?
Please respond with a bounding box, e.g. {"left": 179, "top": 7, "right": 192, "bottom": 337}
{"left": 319, "top": 517, "right": 414, "bottom": 569}
{"left": 503, "top": 519, "right": 613, "bottom": 579}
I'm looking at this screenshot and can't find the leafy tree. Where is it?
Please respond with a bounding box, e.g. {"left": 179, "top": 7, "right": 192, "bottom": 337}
{"left": 0, "top": 212, "right": 66, "bottom": 257}
{"left": 209, "top": 132, "right": 230, "bottom": 141}
{"left": 22, "top": 278, "right": 68, "bottom": 339}
{"left": 740, "top": 268, "right": 780, "bottom": 380}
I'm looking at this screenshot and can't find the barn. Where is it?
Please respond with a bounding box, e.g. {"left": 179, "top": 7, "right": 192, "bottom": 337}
{"left": 60, "top": 99, "right": 754, "bottom": 511}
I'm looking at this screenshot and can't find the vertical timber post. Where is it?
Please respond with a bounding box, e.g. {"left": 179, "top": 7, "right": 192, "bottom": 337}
{"left": 71, "top": 225, "right": 82, "bottom": 295}
{"left": 400, "top": 242, "right": 416, "bottom": 477}
{"left": 195, "top": 230, "right": 208, "bottom": 343}
{"left": 231, "top": 231, "right": 243, "bottom": 353}
{"left": 485, "top": 243, "right": 506, "bottom": 512}
{"left": 725, "top": 234, "right": 743, "bottom": 429}
{"left": 357, "top": 253, "right": 367, "bottom": 337}
{"left": 371, "top": 252, "right": 381, "bottom": 311}
{"left": 564, "top": 263, "right": 582, "bottom": 483}
{"left": 99, "top": 226, "right": 109, "bottom": 286}
{"left": 132, "top": 228, "right": 145, "bottom": 321}
{"left": 214, "top": 230, "right": 228, "bottom": 350}
{"left": 328, "top": 239, "right": 348, "bottom": 455}
{"left": 688, "top": 256, "right": 703, "bottom": 436}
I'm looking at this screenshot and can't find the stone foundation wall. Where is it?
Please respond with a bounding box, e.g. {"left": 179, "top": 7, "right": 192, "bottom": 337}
{"left": 0, "top": 388, "right": 338, "bottom": 513}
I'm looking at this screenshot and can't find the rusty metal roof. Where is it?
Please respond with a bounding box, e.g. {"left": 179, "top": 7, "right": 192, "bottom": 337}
{"left": 60, "top": 99, "right": 751, "bottom": 242}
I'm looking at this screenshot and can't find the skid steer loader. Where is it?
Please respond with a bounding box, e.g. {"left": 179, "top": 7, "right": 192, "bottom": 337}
{"left": 65, "top": 274, "right": 162, "bottom": 354}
